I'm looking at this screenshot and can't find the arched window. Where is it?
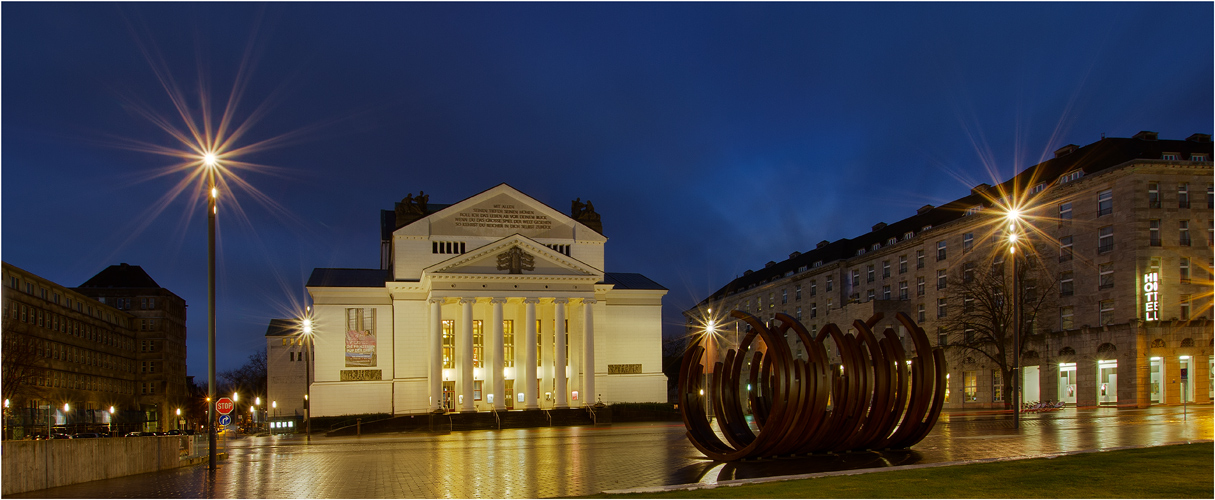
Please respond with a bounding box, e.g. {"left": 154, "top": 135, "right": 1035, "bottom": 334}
{"left": 1179, "top": 338, "right": 1194, "bottom": 348}
{"left": 1097, "top": 343, "right": 1116, "bottom": 355}
{"left": 1059, "top": 346, "right": 1076, "bottom": 356}
{"left": 1150, "top": 338, "right": 1166, "bottom": 348}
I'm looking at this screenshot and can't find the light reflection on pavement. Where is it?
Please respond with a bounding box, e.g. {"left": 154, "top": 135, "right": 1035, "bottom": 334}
{"left": 9, "top": 405, "right": 1211, "bottom": 498}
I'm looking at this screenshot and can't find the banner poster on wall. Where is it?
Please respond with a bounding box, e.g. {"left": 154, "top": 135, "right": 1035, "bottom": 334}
{"left": 345, "top": 308, "right": 377, "bottom": 367}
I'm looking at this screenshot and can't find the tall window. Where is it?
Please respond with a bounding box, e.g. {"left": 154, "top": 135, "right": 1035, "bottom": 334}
{"left": 918, "top": 304, "right": 925, "bottom": 323}
{"left": 795, "top": 285, "right": 802, "bottom": 300}
{"left": 810, "top": 303, "right": 817, "bottom": 318}
{"left": 1149, "top": 220, "right": 1161, "bottom": 246}
{"left": 992, "top": 370, "right": 1003, "bottom": 402}
{"left": 963, "top": 371, "right": 977, "bottom": 402}
{"left": 1060, "top": 306, "right": 1075, "bottom": 330}
{"left": 899, "top": 255, "right": 908, "bottom": 273}
{"left": 1148, "top": 182, "right": 1160, "bottom": 208}
{"left": 782, "top": 289, "right": 788, "bottom": 305}
{"left": 1058, "top": 202, "right": 1073, "bottom": 224}
{"left": 937, "top": 297, "right": 947, "bottom": 318}
{"left": 916, "top": 250, "right": 925, "bottom": 269}
{"left": 866, "top": 265, "right": 875, "bottom": 283}
{"left": 1178, "top": 183, "right": 1190, "bottom": 208}
{"left": 1097, "top": 226, "right": 1114, "bottom": 254}
{"left": 1180, "top": 294, "right": 1192, "bottom": 320}
{"left": 883, "top": 260, "right": 891, "bottom": 278}
{"left": 937, "top": 241, "right": 947, "bottom": 261}
{"left": 867, "top": 289, "right": 875, "bottom": 302}
{"left": 1099, "top": 300, "right": 1115, "bottom": 325}
{"left": 826, "top": 277, "right": 833, "bottom": 291}
{"left": 1097, "top": 189, "right": 1113, "bottom": 216}
{"left": 1180, "top": 258, "right": 1191, "bottom": 283}
{"left": 962, "top": 232, "right": 974, "bottom": 253}
{"left": 1179, "top": 220, "right": 1191, "bottom": 246}
{"left": 881, "top": 285, "right": 890, "bottom": 300}
{"left": 1060, "top": 271, "right": 1074, "bottom": 296}
{"left": 1098, "top": 262, "right": 1114, "bottom": 290}
{"left": 917, "top": 277, "right": 925, "bottom": 296}
{"left": 899, "top": 281, "right": 908, "bottom": 300}
{"left": 472, "top": 320, "right": 484, "bottom": 369}
{"left": 503, "top": 320, "right": 515, "bottom": 368}
{"left": 852, "top": 270, "right": 860, "bottom": 287}
{"left": 937, "top": 269, "right": 947, "bottom": 290}
{"left": 962, "top": 262, "right": 975, "bottom": 283}
{"left": 442, "top": 320, "right": 455, "bottom": 369}
{"left": 810, "top": 281, "right": 817, "bottom": 296}
{"left": 537, "top": 320, "right": 543, "bottom": 367}
{"left": 796, "top": 307, "right": 802, "bottom": 321}
{"left": 1059, "top": 236, "right": 1074, "bottom": 261}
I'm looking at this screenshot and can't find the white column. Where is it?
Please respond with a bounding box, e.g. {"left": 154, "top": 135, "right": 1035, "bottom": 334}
{"left": 554, "top": 298, "right": 568, "bottom": 409}
{"left": 583, "top": 298, "right": 596, "bottom": 406}
{"left": 491, "top": 298, "right": 506, "bottom": 411}
{"left": 429, "top": 298, "right": 443, "bottom": 412}
{"left": 523, "top": 298, "right": 539, "bottom": 410}
{"left": 459, "top": 297, "right": 475, "bottom": 412}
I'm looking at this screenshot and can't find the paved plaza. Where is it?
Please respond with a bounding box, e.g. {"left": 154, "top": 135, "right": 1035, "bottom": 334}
{"left": 7, "top": 405, "right": 1211, "bottom": 498}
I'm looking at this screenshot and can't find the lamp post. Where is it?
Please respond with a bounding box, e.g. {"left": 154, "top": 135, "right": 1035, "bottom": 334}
{"left": 204, "top": 153, "right": 218, "bottom": 470}
{"left": 302, "top": 309, "right": 313, "bottom": 441}
{"left": 1007, "top": 209, "right": 1023, "bottom": 430}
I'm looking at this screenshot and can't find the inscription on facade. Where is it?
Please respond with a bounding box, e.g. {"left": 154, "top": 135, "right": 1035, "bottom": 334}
{"left": 454, "top": 204, "right": 553, "bottom": 230}
{"left": 608, "top": 364, "right": 642, "bottom": 374}
{"left": 340, "top": 369, "right": 383, "bottom": 381}
{"left": 1142, "top": 272, "right": 1160, "bottom": 321}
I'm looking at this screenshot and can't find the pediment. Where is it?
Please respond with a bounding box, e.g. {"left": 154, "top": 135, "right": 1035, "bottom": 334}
{"left": 394, "top": 184, "right": 606, "bottom": 243}
{"left": 423, "top": 235, "right": 603, "bottom": 280}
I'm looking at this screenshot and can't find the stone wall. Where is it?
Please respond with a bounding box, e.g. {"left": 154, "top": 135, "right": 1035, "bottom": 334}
{"left": 1, "top": 436, "right": 193, "bottom": 495}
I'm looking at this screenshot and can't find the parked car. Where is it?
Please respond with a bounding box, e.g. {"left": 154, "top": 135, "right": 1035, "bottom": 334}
{"left": 164, "top": 429, "right": 182, "bottom": 436}
{"left": 124, "top": 431, "right": 145, "bottom": 437}
{"left": 72, "top": 433, "right": 102, "bottom": 439}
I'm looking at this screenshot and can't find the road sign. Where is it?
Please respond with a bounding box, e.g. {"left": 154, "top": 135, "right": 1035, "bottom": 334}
{"left": 216, "top": 397, "right": 234, "bottom": 415}
{"left": 218, "top": 414, "right": 232, "bottom": 426}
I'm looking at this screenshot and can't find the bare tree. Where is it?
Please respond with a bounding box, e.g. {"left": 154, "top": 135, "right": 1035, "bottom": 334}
{"left": 2, "top": 314, "right": 48, "bottom": 404}
{"left": 939, "top": 253, "right": 1056, "bottom": 410}
{"left": 218, "top": 348, "right": 267, "bottom": 399}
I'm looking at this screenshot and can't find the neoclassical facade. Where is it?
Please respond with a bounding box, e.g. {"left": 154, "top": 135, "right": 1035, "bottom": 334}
{"left": 304, "top": 184, "right": 667, "bottom": 417}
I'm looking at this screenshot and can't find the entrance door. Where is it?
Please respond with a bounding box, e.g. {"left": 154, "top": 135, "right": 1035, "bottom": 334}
{"left": 505, "top": 380, "right": 515, "bottom": 410}
{"left": 442, "top": 381, "right": 455, "bottom": 411}
{"left": 1150, "top": 358, "right": 1163, "bottom": 404}
{"left": 1098, "top": 360, "right": 1118, "bottom": 405}
{"left": 1179, "top": 357, "right": 1193, "bottom": 403}
{"left": 1058, "top": 363, "right": 1077, "bottom": 404}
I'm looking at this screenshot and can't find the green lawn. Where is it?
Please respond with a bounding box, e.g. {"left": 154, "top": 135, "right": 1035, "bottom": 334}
{"left": 590, "top": 443, "right": 1213, "bottom": 499}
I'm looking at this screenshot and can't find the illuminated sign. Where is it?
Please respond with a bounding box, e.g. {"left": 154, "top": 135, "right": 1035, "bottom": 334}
{"left": 1142, "top": 272, "right": 1160, "bottom": 321}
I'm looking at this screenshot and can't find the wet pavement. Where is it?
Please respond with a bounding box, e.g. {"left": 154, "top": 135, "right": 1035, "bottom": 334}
{"left": 7, "top": 405, "right": 1211, "bottom": 498}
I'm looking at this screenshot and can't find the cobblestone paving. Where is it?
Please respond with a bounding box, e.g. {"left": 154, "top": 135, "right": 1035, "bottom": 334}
{"left": 8, "top": 405, "right": 1211, "bottom": 498}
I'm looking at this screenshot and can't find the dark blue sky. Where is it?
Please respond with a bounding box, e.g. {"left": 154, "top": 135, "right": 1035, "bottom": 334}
{"left": 3, "top": 2, "right": 1211, "bottom": 377}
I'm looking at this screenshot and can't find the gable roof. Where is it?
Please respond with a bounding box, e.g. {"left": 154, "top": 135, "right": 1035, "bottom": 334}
{"left": 78, "top": 263, "right": 160, "bottom": 288}
{"left": 603, "top": 272, "right": 667, "bottom": 290}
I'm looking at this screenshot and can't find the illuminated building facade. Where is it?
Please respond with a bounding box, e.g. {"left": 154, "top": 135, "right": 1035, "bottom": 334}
{"left": 688, "top": 131, "right": 1213, "bottom": 409}
{"left": 2, "top": 262, "right": 187, "bottom": 437}
{"left": 303, "top": 184, "right": 667, "bottom": 417}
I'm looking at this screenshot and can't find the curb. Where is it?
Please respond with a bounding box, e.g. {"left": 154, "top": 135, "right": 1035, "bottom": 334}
{"left": 601, "top": 440, "right": 1214, "bottom": 496}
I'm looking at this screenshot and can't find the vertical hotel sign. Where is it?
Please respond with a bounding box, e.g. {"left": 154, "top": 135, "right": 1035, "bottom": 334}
{"left": 1142, "top": 272, "right": 1160, "bottom": 321}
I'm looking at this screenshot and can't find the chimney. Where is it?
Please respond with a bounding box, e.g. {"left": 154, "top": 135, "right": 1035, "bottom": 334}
{"left": 1133, "top": 131, "right": 1158, "bottom": 141}
{"left": 789, "top": 251, "right": 802, "bottom": 259}
{"left": 765, "top": 261, "right": 776, "bottom": 268}
{"left": 970, "top": 183, "right": 990, "bottom": 196}
{"left": 1187, "top": 133, "right": 1211, "bottom": 143}
{"left": 871, "top": 222, "right": 887, "bottom": 232}
{"left": 816, "top": 240, "right": 830, "bottom": 249}
{"left": 917, "top": 204, "right": 935, "bottom": 215}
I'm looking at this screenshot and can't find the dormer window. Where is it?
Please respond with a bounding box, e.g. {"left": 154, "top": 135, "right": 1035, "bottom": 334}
{"left": 1029, "top": 183, "right": 1046, "bottom": 195}
{"left": 857, "top": 248, "right": 866, "bottom": 256}
{"left": 921, "top": 225, "right": 932, "bottom": 232}
{"left": 812, "top": 261, "right": 823, "bottom": 268}
{"left": 964, "top": 205, "right": 983, "bottom": 216}
{"left": 871, "top": 243, "right": 880, "bottom": 251}
{"left": 887, "top": 237, "right": 897, "bottom": 246}
{"left": 904, "top": 231, "right": 914, "bottom": 240}
{"left": 1191, "top": 153, "right": 1209, "bottom": 161}
{"left": 1058, "top": 170, "right": 1083, "bottom": 184}
{"left": 1162, "top": 152, "right": 1178, "bottom": 161}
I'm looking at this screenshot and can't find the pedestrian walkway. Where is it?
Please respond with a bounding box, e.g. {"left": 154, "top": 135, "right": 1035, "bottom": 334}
{"left": 7, "top": 405, "right": 1210, "bottom": 498}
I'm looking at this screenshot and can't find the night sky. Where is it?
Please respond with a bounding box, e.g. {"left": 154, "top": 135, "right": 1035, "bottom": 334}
{"left": 3, "top": 2, "right": 1211, "bottom": 377}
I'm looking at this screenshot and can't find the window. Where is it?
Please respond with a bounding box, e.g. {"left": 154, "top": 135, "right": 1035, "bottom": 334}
{"left": 1149, "top": 220, "right": 1161, "bottom": 246}
{"left": 904, "top": 231, "right": 915, "bottom": 240}
{"left": 1162, "top": 152, "right": 1178, "bottom": 161}
{"left": 1180, "top": 258, "right": 1190, "bottom": 283}
{"left": 872, "top": 243, "right": 880, "bottom": 251}
{"left": 962, "top": 262, "right": 974, "bottom": 283}
{"left": 826, "top": 298, "right": 833, "bottom": 310}
{"left": 899, "top": 255, "right": 907, "bottom": 274}
{"left": 433, "top": 241, "right": 466, "bottom": 254}
{"left": 472, "top": 320, "right": 484, "bottom": 368}
{"left": 1099, "top": 300, "right": 1115, "bottom": 326}
{"left": 795, "top": 285, "right": 801, "bottom": 300}
{"left": 1097, "top": 189, "right": 1112, "bottom": 216}
{"left": 782, "top": 289, "right": 788, "bottom": 305}
{"left": 1059, "top": 202, "right": 1072, "bottom": 224}
{"left": 963, "top": 294, "right": 974, "bottom": 313}
{"left": 916, "top": 250, "right": 925, "bottom": 269}
{"left": 887, "top": 237, "right": 897, "bottom": 246}
{"left": 1060, "top": 306, "right": 1074, "bottom": 330}
{"left": 796, "top": 307, "right": 802, "bottom": 321}
{"left": 1099, "top": 263, "right": 1114, "bottom": 290}
{"left": 852, "top": 270, "right": 860, "bottom": 287}
{"left": 867, "top": 289, "right": 875, "bottom": 302}
{"left": 1193, "top": 153, "right": 1210, "bottom": 161}
{"left": 899, "top": 281, "right": 908, "bottom": 300}
{"left": 810, "top": 303, "right": 817, "bottom": 318}
{"left": 918, "top": 304, "right": 926, "bottom": 323}
{"left": 936, "top": 327, "right": 945, "bottom": 346}
{"left": 1178, "top": 183, "right": 1190, "bottom": 208}
{"left": 937, "top": 298, "right": 947, "bottom": 318}
{"left": 1208, "top": 185, "right": 1213, "bottom": 209}
{"left": 1060, "top": 271, "right": 1074, "bottom": 296}
{"left": 965, "top": 205, "right": 982, "bottom": 216}
{"left": 963, "top": 371, "right": 977, "bottom": 401}
{"left": 937, "top": 269, "right": 947, "bottom": 290}
{"left": 1148, "top": 182, "right": 1160, "bottom": 208}
{"left": 826, "top": 277, "right": 833, "bottom": 291}
{"left": 1058, "top": 170, "right": 1083, "bottom": 184}
{"left": 810, "top": 281, "right": 817, "bottom": 296}
{"left": 1029, "top": 183, "right": 1046, "bottom": 195}
{"left": 1179, "top": 220, "right": 1191, "bottom": 246}
{"left": 962, "top": 232, "right": 974, "bottom": 253}
{"left": 882, "top": 260, "right": 890, "bottom": 278}
{"left": 882, "top": 286, "right": 890, "bottom": 300}
{"left": 1097, "top": 226, "right": 1113, "bottom": 254}
{"left": 992, "top": 370, "right": 1004, "bottom": 402}
{"left": 866, "top": 265, "right": 875, "bottom": 283}
{"left": 937, "top": 241, "right": 947, "bottom": 261}
{"left": 1180, "top": 294, "right": 1191, "bottom": 320}
{"left": 917, "top": 277, "right": 925, "bottom": 296}
{"left": 442, "top": 320, "right": 455, "bottom": 369}
{"left": 1058, "top": 236, "right": 1074, "bottom": 261}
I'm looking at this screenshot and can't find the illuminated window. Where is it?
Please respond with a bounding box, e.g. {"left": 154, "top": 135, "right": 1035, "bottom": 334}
{"left": 992, "top": 370, "right": 1003, "bottom": 402}
{"left": 963, "top": 371, "right": 977, "bottom": 401}
{"left": 537, "top": 320, "right": 543, "bottom": 367}
{"left": 473, "top": 320, "right": 484, "bottom": 369}
{"left": 442, "top": 320, "right": 455, "bottom": 369}
{"left": 503, "top": 320, "right": 515, "bottom": 368}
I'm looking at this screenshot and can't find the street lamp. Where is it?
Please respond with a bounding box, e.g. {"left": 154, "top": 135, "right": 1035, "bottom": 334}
{"left": 204, "top": 154, "right": 219, "bottom": 470}
{"left": 1006, "top": 209, "right": 1023, "bottom": 430}
{"left": 301, "top": 308, "right": 314, "bottom": 441}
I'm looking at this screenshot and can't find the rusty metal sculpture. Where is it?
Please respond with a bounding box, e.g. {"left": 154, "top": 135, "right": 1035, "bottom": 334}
{"left": 678, "top": 311, "right": 946, "bottom": 461}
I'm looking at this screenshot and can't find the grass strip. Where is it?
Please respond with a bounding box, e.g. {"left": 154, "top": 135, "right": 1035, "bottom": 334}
{"left": 592, "top": 442, "right": 1213, "bottom": 499}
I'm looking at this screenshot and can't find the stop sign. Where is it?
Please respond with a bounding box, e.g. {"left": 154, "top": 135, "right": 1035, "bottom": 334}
{"left": 216, "top": 397, "right": 234, "bottom": 415}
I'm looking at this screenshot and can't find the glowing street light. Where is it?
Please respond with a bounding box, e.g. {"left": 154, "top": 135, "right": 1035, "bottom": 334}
{"left": 1006, "top": 206, "right": 1024, "bottom": 430}
{"left": 205, "top": 153, "right": 219, "bottom": 470}
{"left": 300, "top": 306, "right": 315, "bottom": 441}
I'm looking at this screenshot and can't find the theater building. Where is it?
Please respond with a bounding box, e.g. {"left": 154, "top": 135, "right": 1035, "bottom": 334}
{"left": 687, "top": 131, "right": 1213, "bottom": 410}
{"left": 303, "top": 184, "right": 667, "bottom": 417}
